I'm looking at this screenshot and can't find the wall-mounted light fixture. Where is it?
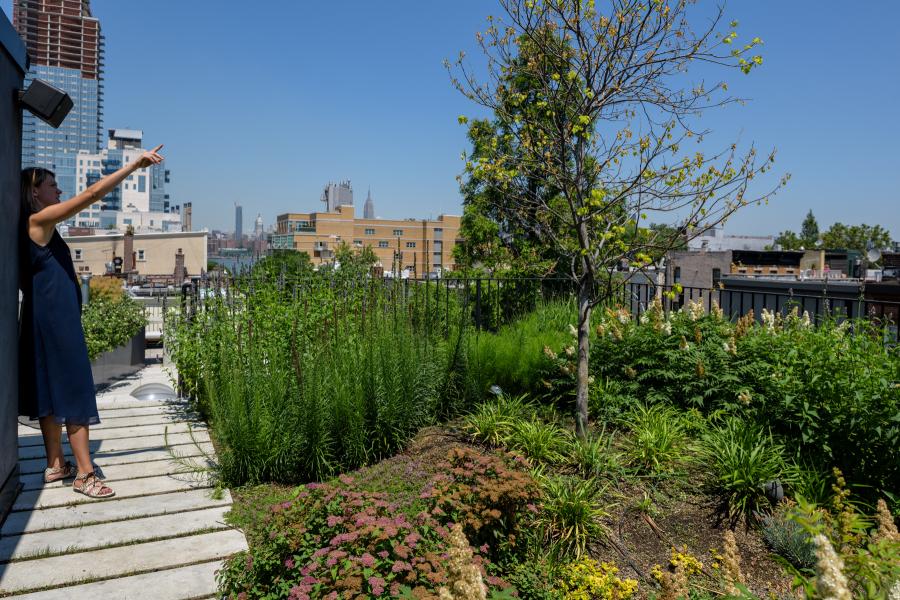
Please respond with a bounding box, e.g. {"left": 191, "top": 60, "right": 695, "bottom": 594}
{"left": 19, "top": 78, "right": 72, "bottom": 128}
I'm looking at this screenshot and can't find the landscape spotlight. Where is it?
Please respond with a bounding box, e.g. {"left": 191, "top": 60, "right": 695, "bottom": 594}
{"left": 19, "top": 79, "right": 73, "bottom": 128}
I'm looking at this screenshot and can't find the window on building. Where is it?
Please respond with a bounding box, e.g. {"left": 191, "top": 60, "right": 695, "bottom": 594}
{"left": 769, "top": 269, "right": 778, "bottom": 274}
{"left": 137, "top": 249, "right": 146, "bottom": 261}
{"left": 393, "top": 229, "right": 403, "bottom": 236}
{"left": 378, "top": 241, "right": 389, "bottom": 248}
{"left": 737, "top": 268, "right": 747, "bottom": 274}
{"left": 753, "top": 268, "right": 763, "bottom": 274}
{"left": 712, "top": 268, "right": 721, "bottom": 287}
{"left": 406, "top": 242, "right": 416, "bottom": 248}
{"left": 365, "top": 228, "right": 375, "bottom": 235}
{"left": 73, "top": 249, "right": 82, "bottom": 261}
{"left": 353, "top": 240, "right": 362, "bottom": 246}
{"left": 785, "top": 269, "right": 795, "bottom": 274}
{"left": 138, "top": 175, "right": 146, "bottom": 193}
{"left": 434, "top": 228, "right": 442, "bottom": 233}
{"left": 673, "top": 266, "right": 681, "bottom": 284}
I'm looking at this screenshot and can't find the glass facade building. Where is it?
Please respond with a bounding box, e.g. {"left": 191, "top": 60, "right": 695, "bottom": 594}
{"left": 15, "top": 0, "right": 104, "bottom": 201}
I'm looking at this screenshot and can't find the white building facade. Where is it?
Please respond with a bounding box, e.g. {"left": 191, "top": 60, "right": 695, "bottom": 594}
{"left": 687, "top": 226, "right": 774, "bottom": 252}
{"left": 69, "top": 129, "right": 181, "bottom": 232}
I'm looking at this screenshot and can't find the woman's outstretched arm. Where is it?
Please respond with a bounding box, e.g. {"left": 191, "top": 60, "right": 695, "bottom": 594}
{"left": 29, "top": 144, "right": 165, "bottom": 234}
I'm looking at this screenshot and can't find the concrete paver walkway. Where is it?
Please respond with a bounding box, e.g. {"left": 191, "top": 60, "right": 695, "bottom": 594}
{"left": 0, "top": 364, "right": 246, "bottom": 599}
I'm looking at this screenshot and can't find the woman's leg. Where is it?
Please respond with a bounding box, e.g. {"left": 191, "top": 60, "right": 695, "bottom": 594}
{"left": 67, "top": 423, "right": 113, "bottom": 496}
{"left": 65, "top": 423, "right": 93, "bottom": 475}
{"left": 39, "top": 416, "right": 65, "bottom": 469}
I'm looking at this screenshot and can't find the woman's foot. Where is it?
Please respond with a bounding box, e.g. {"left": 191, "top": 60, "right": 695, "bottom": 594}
{"left": 73, "top": 472, "right": 115, "bottom": 499}
{"left": 44, "top": 461, "right": 76, "bottom": 484}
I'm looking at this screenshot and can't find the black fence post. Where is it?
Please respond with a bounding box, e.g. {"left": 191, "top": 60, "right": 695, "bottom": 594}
{"left": 474, "top": 278, "right": 483, "bottom": 331}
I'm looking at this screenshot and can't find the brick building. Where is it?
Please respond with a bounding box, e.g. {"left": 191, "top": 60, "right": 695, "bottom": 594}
{"left": 273, "top": 205, "right": 460, "bottom": 275}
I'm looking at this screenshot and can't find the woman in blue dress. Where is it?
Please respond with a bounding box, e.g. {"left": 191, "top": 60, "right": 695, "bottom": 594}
{"left": 19, "top": 144, "right": 164, "bottom": 499}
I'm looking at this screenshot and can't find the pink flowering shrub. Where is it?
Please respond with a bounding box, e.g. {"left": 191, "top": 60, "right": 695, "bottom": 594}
{"left": 217, "top": 450, "right": 531, "bottom": 599}
{"left": 422, "top": 448, "right": 540, "bottom": 556}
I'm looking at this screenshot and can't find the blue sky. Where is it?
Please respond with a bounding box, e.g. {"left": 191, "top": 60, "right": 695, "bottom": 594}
{"left": 4, "top": 1, "right": 899, "bottom": 239}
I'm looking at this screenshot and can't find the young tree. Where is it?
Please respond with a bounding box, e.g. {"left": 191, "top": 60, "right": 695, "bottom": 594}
{"left": 449, "top": 0, "right": 787, "bottom": 436}
{"left": 800, "top": 209, "right": 820, "bottom": 248}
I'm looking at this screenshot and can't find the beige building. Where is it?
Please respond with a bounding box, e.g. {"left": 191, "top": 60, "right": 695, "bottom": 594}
{"left": 273, "top": 205, "right": 461, "bottom": 274}
{"left": 63, "top": 231, "right": 208, "bottom": 278}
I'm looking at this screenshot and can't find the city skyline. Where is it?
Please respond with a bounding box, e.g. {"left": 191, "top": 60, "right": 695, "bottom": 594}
{"left": 2, "top": 1, "right": 898, "bottom": 239}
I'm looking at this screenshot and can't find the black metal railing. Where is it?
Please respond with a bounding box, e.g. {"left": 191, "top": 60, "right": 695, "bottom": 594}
{"left": 171, "top": 274, "right": 899, "bottom": 343}
{"left": 622, "top": 282, "right": 899, "bottom": 341}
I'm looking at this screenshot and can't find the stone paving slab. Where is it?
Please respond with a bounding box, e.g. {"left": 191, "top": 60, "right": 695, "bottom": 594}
{"left": 95, "top": 397, "right": 180, "bottom": 410}
{"left": 17, "top": 422, "right": 206, "bottom": 447}
{"left": 7, "top": 560, "right": 225, "bottom": 600}
{"left": 97, "top": 404, "right": 197, "bottom": 418}
{"left": 17, "top": 442, "right": 214, "bottom": 476}
{"left": 0, "top": 505, "right": 231, "bottom": 561}
{"left": 2, "top": 488, "right": 233, "bottom": 536}
{"left": 1, "top": 363, "right": 246, "bottom": 599}
{"left": 0, "top": 529, "right": 247, "bottom": 594}
{"left": 20, "top": 456, "right": 216, "bottom": 492}
{"left": 19, "top": 430, "right": 212, "bottom": 460}
{"left": 19, "top": 452, "right": 213, "bottom": 492}
{"left": 13, "top": 472, "right": 212, "bottom": 511}
{"left": 17, "top": 413, "right": 200, "bottom": 435}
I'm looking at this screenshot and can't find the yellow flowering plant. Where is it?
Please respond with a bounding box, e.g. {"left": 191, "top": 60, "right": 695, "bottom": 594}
{"left": 558, "top": 558, "right": 637, "bottom": 600}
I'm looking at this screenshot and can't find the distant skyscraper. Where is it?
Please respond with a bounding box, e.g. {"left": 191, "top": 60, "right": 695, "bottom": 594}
{"left": 235, "top": 204, "right": 243, "bottom": 243}
{"left": 321, "top": 180, "right": 353, "bottom": 212}
{"left": 14, "top": 0, "right": 104, "bottom": 198}
{"left": 364, "top": 188, "right": 375, "bottom": 219}
{"left": 254, "top": 213, "right": 264, "bottom": 240}
{"left": 183, "top": 202, "right": 193, "bottom": 232}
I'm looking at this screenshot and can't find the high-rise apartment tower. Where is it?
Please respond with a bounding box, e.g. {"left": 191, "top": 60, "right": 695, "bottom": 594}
{"left": 14, "top": 0, "right": 104, "bottom": 196}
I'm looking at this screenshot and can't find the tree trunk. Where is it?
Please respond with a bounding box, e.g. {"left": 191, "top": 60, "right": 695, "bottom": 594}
{"left": 575, "top": 276, "right": 592, "bottom": 440}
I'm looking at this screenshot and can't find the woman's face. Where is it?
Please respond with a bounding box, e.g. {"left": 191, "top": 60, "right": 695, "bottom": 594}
{"left": 33, "top": 175, "right": 62, "bottom": 210}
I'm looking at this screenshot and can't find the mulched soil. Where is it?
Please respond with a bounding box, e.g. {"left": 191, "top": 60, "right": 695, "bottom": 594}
{"left": 598, "top": 480, "right": 797, "bottom": 598}
{"left": 396, "top": 427, "right": 799, "bottom": 598}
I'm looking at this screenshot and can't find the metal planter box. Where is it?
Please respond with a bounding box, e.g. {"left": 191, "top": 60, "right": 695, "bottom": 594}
{"left": 91, "top": 327, "right": 146, "bottom": 390}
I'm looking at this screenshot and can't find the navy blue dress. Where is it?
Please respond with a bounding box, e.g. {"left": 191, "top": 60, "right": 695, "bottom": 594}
{"left": 19, "top": 230, "right": 99, "bottom": 425}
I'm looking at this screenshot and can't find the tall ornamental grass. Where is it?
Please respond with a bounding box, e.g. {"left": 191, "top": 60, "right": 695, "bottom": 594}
{"left": 465, "top": 299, "right": 578, "bottom": 396}
{"left": 168, "top": 277, "right": 462, "bottom": 485}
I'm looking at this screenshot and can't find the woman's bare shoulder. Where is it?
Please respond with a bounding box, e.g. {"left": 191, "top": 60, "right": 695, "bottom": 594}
{"left": 26, "top": 216, "right": 54, "bottom": 248}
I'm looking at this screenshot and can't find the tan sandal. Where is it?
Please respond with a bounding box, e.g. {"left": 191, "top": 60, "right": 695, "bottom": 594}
{"left": 44, "top": 461, "right": 76, "bottom": 484}
{"left": 73, "top": 472, "right": 115, "bottom": 499}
